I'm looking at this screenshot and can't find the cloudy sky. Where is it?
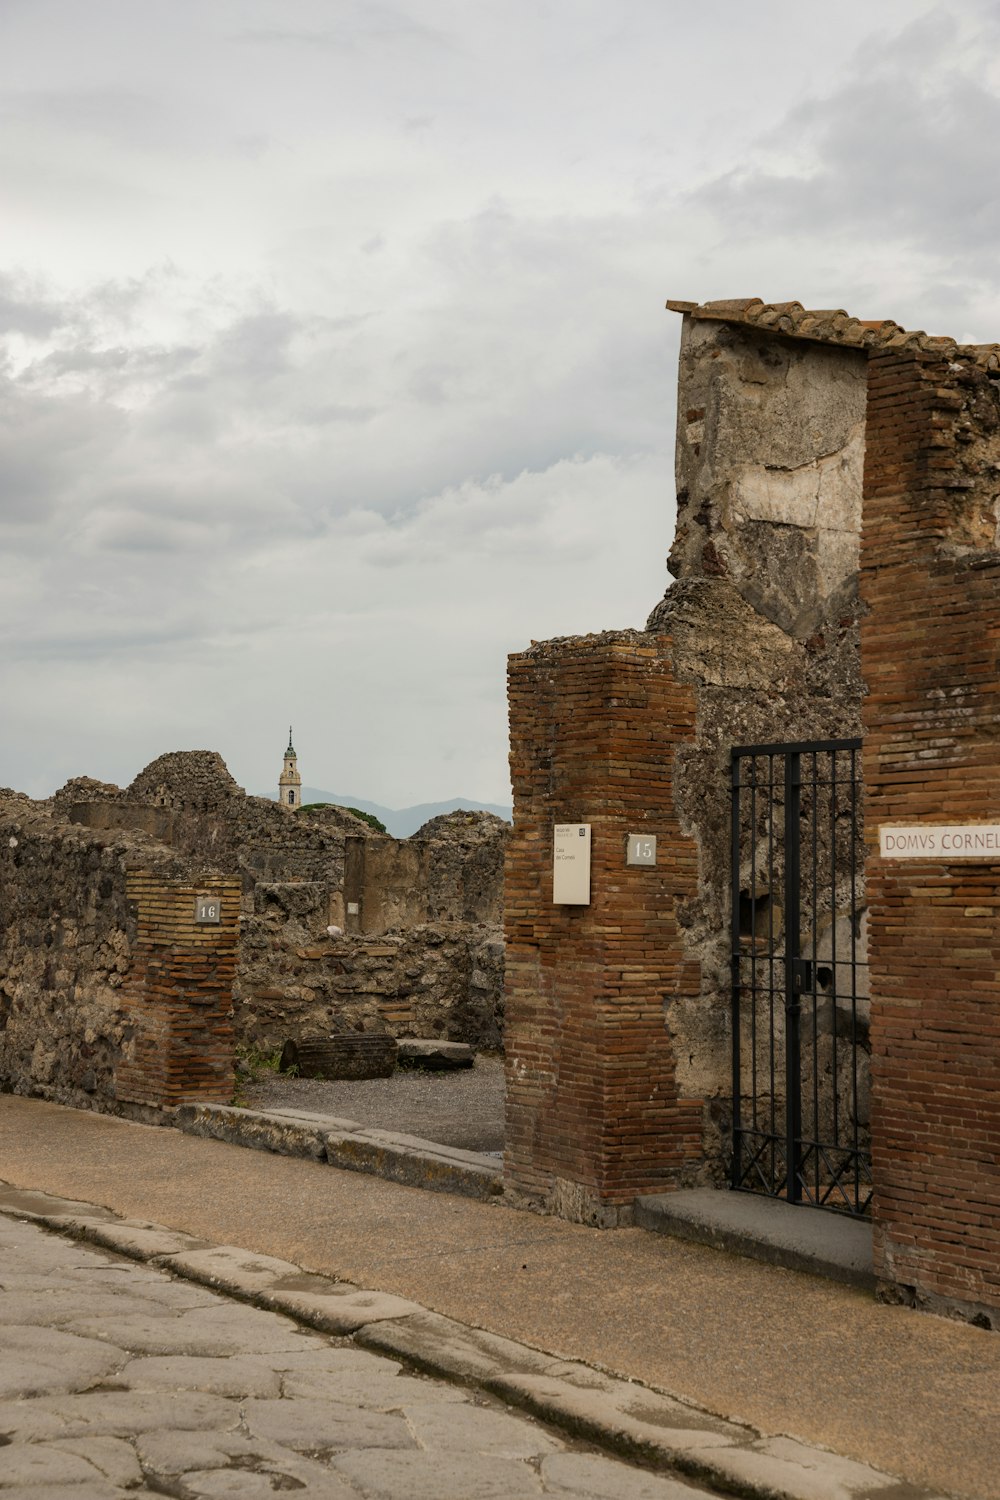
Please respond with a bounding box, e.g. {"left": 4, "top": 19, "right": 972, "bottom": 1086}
{"left": 3, "top": 0, "right": 1000, "bottom": 808}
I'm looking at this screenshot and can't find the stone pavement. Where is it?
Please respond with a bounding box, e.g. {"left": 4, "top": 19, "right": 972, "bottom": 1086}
{"left": 0, "top": 1210, "right": 703, "bottom": 1499}
{"left": 3, "top": 1097, "right": 998, "bottom": 1498}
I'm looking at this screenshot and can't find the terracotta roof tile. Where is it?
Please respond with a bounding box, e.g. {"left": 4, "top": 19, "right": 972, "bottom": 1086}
{"left": 665, "top": 297, "right": 1000, "bottom": 370}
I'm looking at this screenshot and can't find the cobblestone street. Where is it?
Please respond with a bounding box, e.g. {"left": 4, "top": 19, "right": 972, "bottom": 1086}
{"left": 0, "top": 1213, "right": 700, "bottom": 1500}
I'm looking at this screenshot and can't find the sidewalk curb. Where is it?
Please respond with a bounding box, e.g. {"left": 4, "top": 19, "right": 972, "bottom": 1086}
{"left": 175, "top": 1102, "right": 504, "bottom": 1200}
{"left": 0, "top": 1182, "right": 950, "bottom": 1500}
{"left": 634, "top": 1190, "right": 876, "bottom": 1292}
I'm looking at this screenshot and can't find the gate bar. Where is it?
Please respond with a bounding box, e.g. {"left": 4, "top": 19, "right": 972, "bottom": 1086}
{"left": 733, "top": 737, "right": 859, "bottom": 758}
{"left": 730, "top": 752, "right": 742, "bottom": 1190}
{"left": 784, "top": 751, "right": 802, "bottom": 1204}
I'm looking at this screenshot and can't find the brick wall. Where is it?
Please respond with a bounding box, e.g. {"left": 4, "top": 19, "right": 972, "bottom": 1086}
{"left": 504, "top": 633, "right": 703, "bottom": 1223}
{"left": 116, "top": 872, "right": 241, "bottom": 1109}
{"left": 862, "top": 346, "right": 1000, "bottom": 1317}
{"left": 0, "top": 804, "right": 239, "bottom": 1117}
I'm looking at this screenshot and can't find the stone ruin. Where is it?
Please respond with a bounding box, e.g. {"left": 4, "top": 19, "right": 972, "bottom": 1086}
{"left": 0, "top": 752, "right": 508, "bottom": 1114}
{"left": 505, "top": 304, "right": 870, "bottom": 1221}
{"left": 504, "top": 295, "right": 1000, "bottom": 1324}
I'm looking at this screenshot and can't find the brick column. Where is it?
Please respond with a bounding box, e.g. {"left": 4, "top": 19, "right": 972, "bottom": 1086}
{"left": 504, "top": 632, "right": 703, "bottom": 1224}
{"left": 862, "top": 347, "right": 1000, "bottom": 1319}
{"left": 116, "top": 871, "right": 241, "bottom": 1109}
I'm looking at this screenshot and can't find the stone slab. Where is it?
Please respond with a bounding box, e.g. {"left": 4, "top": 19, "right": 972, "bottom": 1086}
{"left": 633, "top": 1189, "right": 875, "bottom": 1290}
{"left": 161, "top": 1242, "right": 425, "bottom": 1333}
{"left": 176, "top": 1103, "right": 327, "bottom": 1160}
{"left": 0, "top": 1183, "right": 114, "bottom": 1221}
{"left": 356, "top": 1309, "right": 553, "bottom": 1383}
{"left": 322, "top": 1126, "right": 502, "bottom": 1199}
{"left": 76, "top": 1218, "right": 214, "bottom": 1261}
{"left": 175, "top": 1101, "right": 503, "bottom": 1199}
{"left": 397, "top": 1038, "right": 476, "bottom": 1070}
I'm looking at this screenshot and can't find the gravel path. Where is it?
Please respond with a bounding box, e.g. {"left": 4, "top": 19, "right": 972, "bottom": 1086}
{"left": 241, "top": 1054, "right": 506, "bottom": 1153}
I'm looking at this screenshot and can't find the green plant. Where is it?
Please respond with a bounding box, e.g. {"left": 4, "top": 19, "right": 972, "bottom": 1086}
{"left": 296, "top": 801, "right": 387, "bottom": 833}
{"left": 231, "top": 1041, "right": 294, "bottom": 1106}
{"left": 345, "top": 806, "right": 387, "bottom": 833}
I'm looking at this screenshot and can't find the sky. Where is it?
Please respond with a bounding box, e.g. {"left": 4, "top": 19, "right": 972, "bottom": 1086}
{"left": 3, "top": 0, "right": 1000, "bottom": 807}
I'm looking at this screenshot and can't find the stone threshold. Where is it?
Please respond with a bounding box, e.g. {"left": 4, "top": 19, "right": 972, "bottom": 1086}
{"left": 0, "top": 1181, "right": 941, "bottom": 1500}
{"left": 634, "top": 1188, "right": 875, "bottom": 1291}
{"left": 175, "top": 1101, "right": 503, "bottom": 1201}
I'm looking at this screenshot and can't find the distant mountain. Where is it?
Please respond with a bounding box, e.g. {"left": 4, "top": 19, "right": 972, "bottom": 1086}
{"left": 296, "top": 788, "right": 513, "bottom": 839}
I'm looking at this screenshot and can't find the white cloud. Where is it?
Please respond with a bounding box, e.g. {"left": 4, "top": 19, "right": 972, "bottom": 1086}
{"left": 1, "top": 0, "right": 998, "bottom": 804}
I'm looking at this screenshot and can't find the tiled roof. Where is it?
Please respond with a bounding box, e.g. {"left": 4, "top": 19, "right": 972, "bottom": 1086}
{"left": 666, "top": 298, "right": 1000, "bottom": 368}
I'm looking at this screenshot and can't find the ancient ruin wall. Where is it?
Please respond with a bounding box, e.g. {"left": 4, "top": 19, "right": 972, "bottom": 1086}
{"left": 0, "top": 799, "right": 236, "bottom": 1114}
{"left": 862, "top": 344, "right": 1000, "bottom": 1318}
{"left": 236, "top": 813, "right": 508, "bottom": 1052}
{"left": 346, "top": 814, "right": 507, "bottom": 934}
{"left": 55, "top": 755, "right": 510, "bottom": 1052}
{"left": 236, "top": 917, "right": 504, "bottom": 1052}
{"left": 653, "top": 317, "right": 869, "bottom": 1173}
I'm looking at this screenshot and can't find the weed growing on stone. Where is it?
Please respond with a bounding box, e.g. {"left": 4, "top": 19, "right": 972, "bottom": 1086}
{"left": 231, "top": 1041, "right": 296, "bottom": 1105}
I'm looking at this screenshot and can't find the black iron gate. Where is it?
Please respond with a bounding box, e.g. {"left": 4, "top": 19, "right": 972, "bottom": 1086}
{"left": 730, "top": 739, "right": 872, "bottom": 1217}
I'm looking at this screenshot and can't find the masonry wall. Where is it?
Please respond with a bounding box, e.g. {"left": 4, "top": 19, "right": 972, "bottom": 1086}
{"left": 658, "top": 320, "right": 869, "bottom": 1176}
{"left": 116, "top": 871, "right": 240, "bottom": 1109}
{"left": 0, "top": 798, "right": 237, "bottom": 1115}
{"left": 345, "top": 817, "right": 506, "bottom": 935}
{"left": 861, "top": 345, "right": 1000, "bottom": 1319}
{"left": 56, "top": 757, "right": 510, "bottom": 1052}
{"left": 504, "top": 634, "right": 704, "bottom": 1222}
{"left": 236, "top": 913, "right": 504, "bottom": 1052}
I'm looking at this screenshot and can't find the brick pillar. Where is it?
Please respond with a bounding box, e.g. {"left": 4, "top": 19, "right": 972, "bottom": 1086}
{"left": 116, "top": 871, "right": 241, "bottom": 1109}
{"left": 504, "top": 632, "right": 703, "bottom": 1224}
{"left": 862, "top": 346, "right": 1000, "bottom": 1318}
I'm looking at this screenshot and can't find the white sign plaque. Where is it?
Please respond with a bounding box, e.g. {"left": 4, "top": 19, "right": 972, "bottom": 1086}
{"left": 194, "top": 895, "right": 221, "bottom": 924}
{"left": 880, "top": 824, "right": 1000, "bottom": 860}
{"left": 553, "top": 823, "right": 591, "bottom": 904}
{"left": 627, "top": 833, "right": 657, "bottom": 867}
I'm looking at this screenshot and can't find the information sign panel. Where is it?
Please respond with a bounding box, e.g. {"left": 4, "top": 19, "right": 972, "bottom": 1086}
{"left": 553, "top": 823, "right": 591, "bottom": 904}
{"left": 194, "top": 895, "right": 221, "bottom": 924}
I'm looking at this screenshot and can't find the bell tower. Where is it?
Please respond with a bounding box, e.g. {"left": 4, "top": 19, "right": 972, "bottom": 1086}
{"left": 278, "top": 727, "right": 302, "bottom": 808}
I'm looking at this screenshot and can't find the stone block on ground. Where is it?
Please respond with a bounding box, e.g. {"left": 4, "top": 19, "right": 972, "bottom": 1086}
{"left": 397, "top": 1038, "right": 475, "bottom": 1070}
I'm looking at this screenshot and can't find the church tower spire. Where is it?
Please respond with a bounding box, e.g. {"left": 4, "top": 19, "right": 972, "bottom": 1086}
{"left": 278, "top": 726, "right": 302, "bottom": 808}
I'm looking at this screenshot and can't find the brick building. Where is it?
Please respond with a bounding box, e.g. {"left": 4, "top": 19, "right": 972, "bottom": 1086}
{"left": 505, "top": 297, "right": 1000, "bottom": 1323}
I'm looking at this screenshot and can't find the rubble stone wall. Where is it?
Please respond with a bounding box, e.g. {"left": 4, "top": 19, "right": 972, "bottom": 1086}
{"left": 0, "top": 801, "right": 236, "bottom": 1115}
{"left": 862, "top": 344, "right": 1000, "bottom": 1318}
{"left": 236, "top": 916, "right": 504, "bottom": 1052}
{"left": 346, "top": 817, "right": 506, "bottom": 934}
{"left": 51, "top": 759, "right": 509, "bottom": 1052}
{"left": 656, "top": 320, "right": 868, "bottom": 1171}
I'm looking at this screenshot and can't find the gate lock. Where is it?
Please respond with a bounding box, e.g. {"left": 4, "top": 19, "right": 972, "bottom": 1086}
{"left": 789, "top": 958, "right": 814, "bottom": 994}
